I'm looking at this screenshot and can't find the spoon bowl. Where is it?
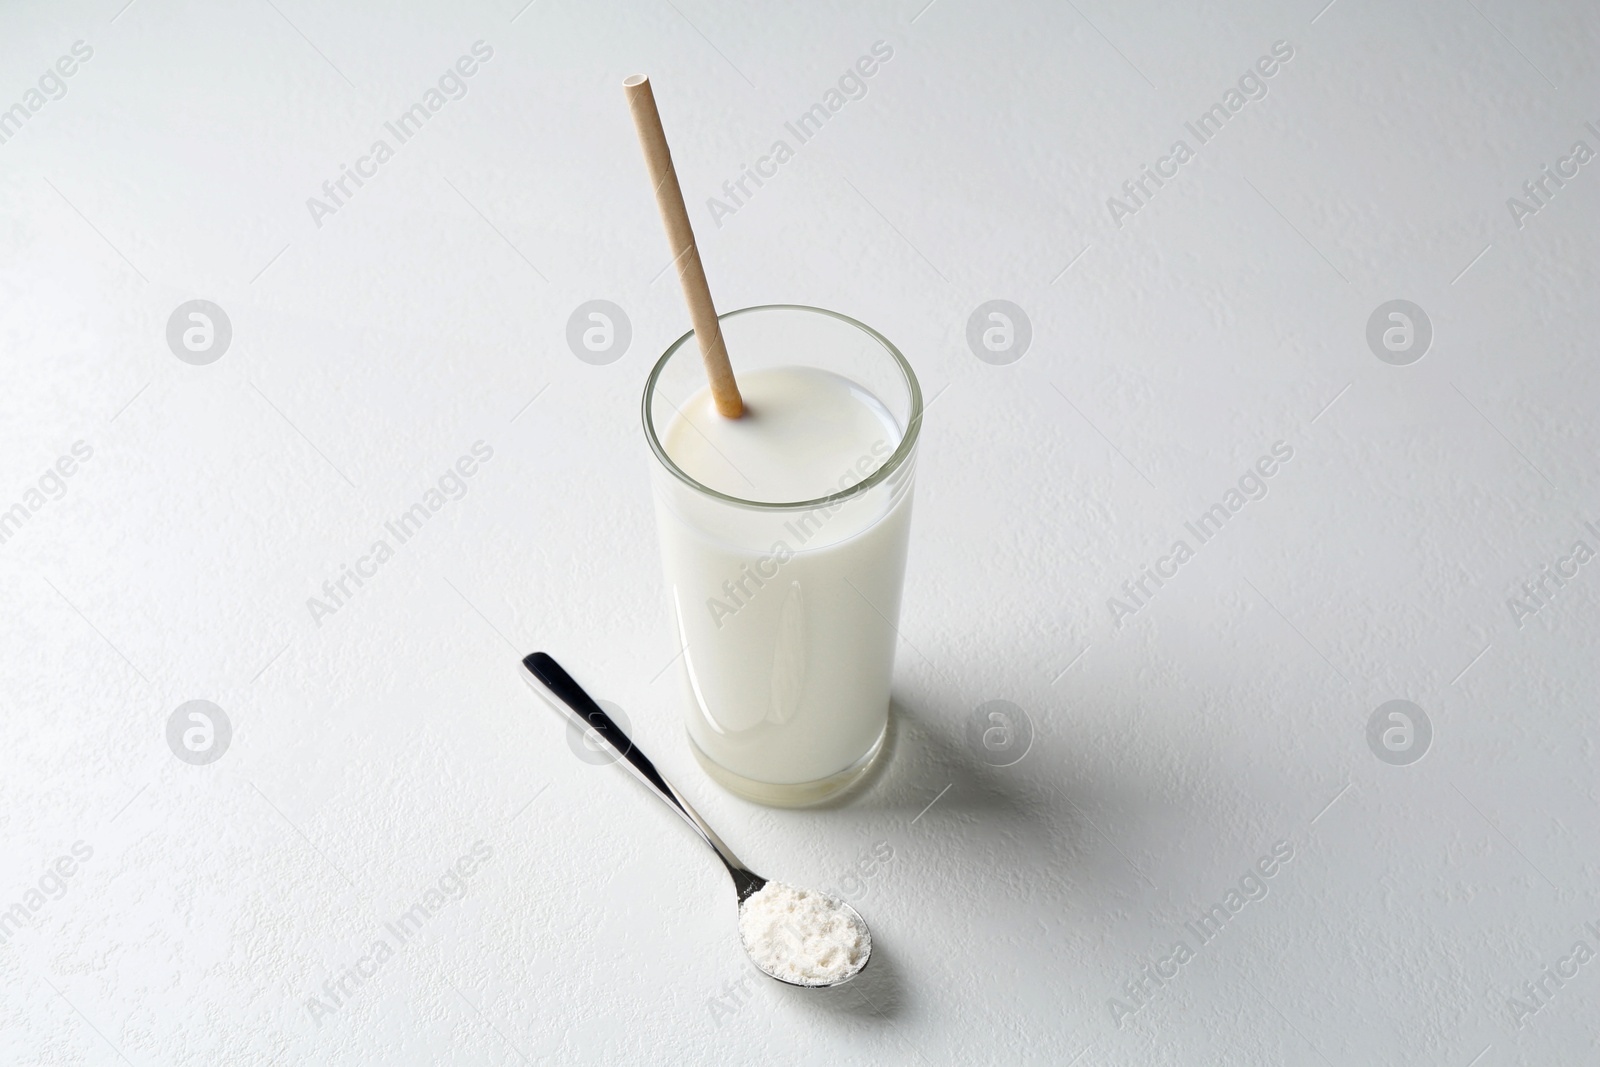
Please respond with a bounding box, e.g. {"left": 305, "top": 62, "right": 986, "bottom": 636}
{"left": 739, "top": 893, "right": 872, "bottom": 988}
{"left": 523, "top": 651, "right": 873, "bottom": 988}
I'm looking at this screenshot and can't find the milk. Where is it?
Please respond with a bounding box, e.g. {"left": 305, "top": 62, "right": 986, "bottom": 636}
{"left": 654, "top": 366, "right": 914, "bottom": 786}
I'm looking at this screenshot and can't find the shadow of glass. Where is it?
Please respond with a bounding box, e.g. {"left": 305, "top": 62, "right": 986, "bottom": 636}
{"left": 807, "top": 694, "right": 1144, "bottom": 901}
{"left": 819, "top": 695, "right": 1053, "bottom": 822}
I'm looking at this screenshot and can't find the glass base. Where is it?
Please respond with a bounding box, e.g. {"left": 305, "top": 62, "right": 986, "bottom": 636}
{"left": 688, "top": 723, "right": 888, "bottom": 808}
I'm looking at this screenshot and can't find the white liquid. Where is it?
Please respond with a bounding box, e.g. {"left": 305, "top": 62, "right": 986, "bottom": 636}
{"left": 656, "top": 366, "right": 913, "bottom": 785}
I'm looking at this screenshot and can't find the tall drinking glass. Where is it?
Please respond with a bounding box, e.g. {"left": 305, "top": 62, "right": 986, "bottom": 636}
{"left": 643, "top": 305, "right": 921, "bottom": 806}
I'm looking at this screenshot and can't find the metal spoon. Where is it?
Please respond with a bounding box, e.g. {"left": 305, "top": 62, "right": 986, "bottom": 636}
{"left": 522, "top": 651, "right": 872, "bottom": 988}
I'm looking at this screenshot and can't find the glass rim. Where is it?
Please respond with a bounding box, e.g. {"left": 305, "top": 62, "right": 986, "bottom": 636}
{"left": 641, "top": 303, "right": 922, "bottom": 511}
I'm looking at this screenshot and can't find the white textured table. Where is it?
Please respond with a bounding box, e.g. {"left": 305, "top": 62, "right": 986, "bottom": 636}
{"left": 3, "top": 1, "right": 1597, "bottom": 1063}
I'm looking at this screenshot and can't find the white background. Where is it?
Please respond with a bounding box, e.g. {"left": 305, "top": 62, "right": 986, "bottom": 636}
{"left": 2, "top": 0, "right": 1598, "bottom": 1063}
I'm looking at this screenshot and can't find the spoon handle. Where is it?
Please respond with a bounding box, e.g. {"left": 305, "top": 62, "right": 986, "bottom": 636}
{"left": 522, "top": 652, "right": 766, "bottom": 899}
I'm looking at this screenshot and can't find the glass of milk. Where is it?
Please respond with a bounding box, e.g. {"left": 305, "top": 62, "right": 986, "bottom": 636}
{"left": 643, "top": 305, "right": 921, "bottom": 806}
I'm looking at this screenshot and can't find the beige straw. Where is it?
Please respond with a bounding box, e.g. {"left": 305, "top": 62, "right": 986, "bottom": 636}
{"left": 623, "top": 74, "right": 744, "bottom": 418}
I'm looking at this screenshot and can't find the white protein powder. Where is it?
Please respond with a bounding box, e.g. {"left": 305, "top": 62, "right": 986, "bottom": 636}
{"left": 737, "top": 881, "right": 871, "bottom": 985}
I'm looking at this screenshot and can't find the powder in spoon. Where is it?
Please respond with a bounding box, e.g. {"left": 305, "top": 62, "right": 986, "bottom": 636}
{"left": 737, "top": 882, "right": 870, "bottom": 985}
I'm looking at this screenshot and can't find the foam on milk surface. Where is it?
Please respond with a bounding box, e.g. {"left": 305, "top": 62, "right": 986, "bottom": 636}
{"left": 662, "top": 366, "right": 899, "bottom": 503}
